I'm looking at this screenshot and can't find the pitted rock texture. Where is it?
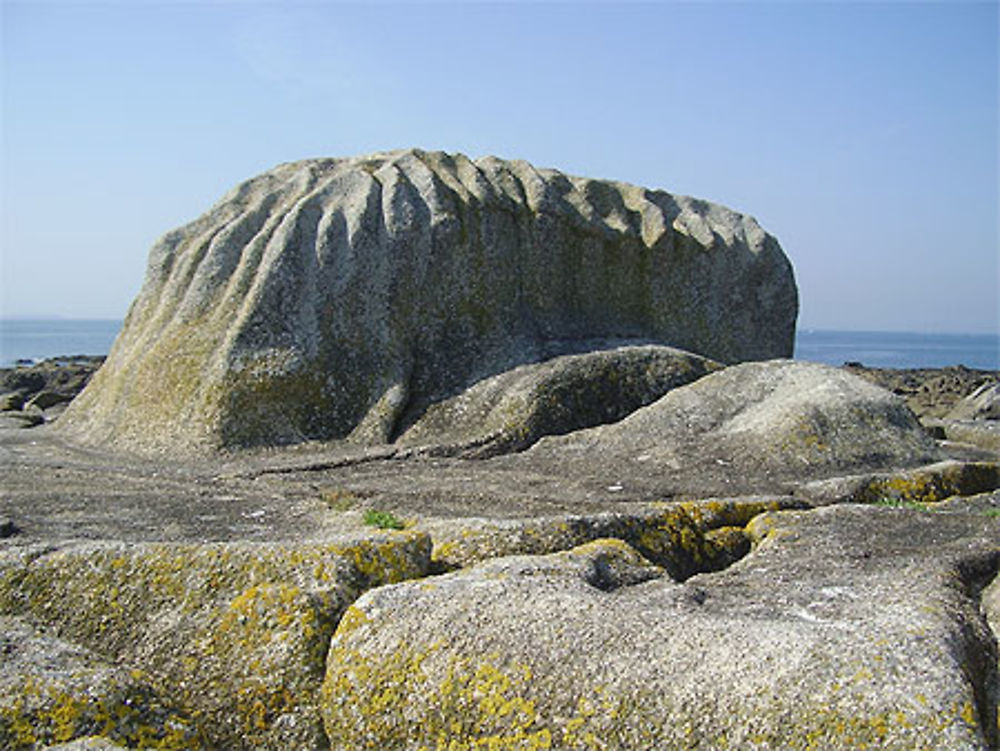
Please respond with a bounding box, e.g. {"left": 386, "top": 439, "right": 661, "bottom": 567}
{"left": 60, "top": 149, "right": 796, "bottom": 454}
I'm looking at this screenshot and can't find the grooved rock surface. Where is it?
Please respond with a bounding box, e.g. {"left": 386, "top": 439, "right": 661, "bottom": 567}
{"left": 59, "top": 149, "right": 796, "bottom": 454}
{"left": 321, "top": 506, "right": 1000, "bottom": 750}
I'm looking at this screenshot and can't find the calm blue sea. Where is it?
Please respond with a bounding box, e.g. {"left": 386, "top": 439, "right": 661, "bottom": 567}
{"left": 794, "top": 329, "right": 998, "bottom": 371}
{"left": 0, "top": 319, "right": 997, "bottom": 371}
{"left": 0, "top": 319, "right": 122, "bottom": 367}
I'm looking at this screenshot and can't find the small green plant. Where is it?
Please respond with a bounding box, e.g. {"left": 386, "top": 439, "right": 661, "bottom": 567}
{"left": 982, "top": 508, "right": 1000, "bottom": 518}
{"left": 363, "top": 509, "right": 406, "bottom": 530}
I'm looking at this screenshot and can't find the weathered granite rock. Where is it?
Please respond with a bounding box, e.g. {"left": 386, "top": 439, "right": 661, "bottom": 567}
{"left": 420, "top": 496, "right": 805, "bottom": 576}
{"left": 0, "top": 615, "right": 204, "bottom": 750}
{"left": 0, "top": 392, "right": 26, "bottom": 411}
{"left": 0, "top": 358, "right": 103, "bottom": 406}
{"left": 0, "top": 411, "right": 44, "bottom": 429}
{"left": 797, "top": 460, "right": 1000, "bottom": 506}
{"left": 396, "top": 344, "right": 720, "bottom": 456}
{"left": 516, "top": 360, "right": 944, "bottom": 497}
{"left": 60, "top": 149, "right": 796, "bottom": 454}
{"left": 0, "top": 533, "right": 431, "bottom": 750}
{"left": 321, "top": 506, "right": 999, "bottom": 750}
{"left": 937, "top": 420, "right": 1000, "bottom": 454}
{"left": 949, "top": 381, "right": 1000, "bottom": 421}
{"left": 843, "top": 364, "right": 998, "bottom": 420}
{"left": 25, "top": 391, "right": 73, "bottom": 412}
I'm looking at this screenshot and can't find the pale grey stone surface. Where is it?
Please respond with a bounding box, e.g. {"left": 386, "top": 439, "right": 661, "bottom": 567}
{"left": 514, "top": 359, "right": 944, "bottom": 498}
{"left": 949, "top": 381, "right": 1000, "bottom": 421}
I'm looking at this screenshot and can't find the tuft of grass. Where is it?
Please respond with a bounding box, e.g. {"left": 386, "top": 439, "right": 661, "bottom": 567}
{"left": 983, "top": 508, "right": 1000, "bottom": 518}
{"left": 363, "top": 509, "right": 406, "bottom": 530}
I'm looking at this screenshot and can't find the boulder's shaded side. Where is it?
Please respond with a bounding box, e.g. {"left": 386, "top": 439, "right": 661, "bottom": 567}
{"left": 321, "top": 507, "right": 999, "bottom": 750}
{"left": 61, "top": 149, "right": 796, "bottom": 454}
{"left": 515, "top": 360, "right": 944, "bottom": 496}
{"left": 0, "top": 533, "right": 431, "bottom": 750}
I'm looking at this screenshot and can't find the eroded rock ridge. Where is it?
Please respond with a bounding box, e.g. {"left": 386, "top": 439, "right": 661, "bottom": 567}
{"left": 60, "top": 149, "right": 797, "bottom": 453}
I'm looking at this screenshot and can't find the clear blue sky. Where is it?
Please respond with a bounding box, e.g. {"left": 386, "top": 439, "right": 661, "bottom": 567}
{"left": 2, "top": 1, "right": 997, "bottom": 334}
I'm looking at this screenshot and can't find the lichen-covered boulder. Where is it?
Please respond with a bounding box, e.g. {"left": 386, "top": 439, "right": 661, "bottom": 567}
{"left": 61, "top": 149, "right": 796, "bottom": 454}
{"left": 421, "top": 496, "right": 803, "bottom": 576}
{"left": 0, "top": 616, "right": 204, "bottom": 750}
{"left": 0, "top": 533, "right": 430, "bottom": 750}
{"left": 321, "top": 507, "right": 999, "bottom": 750}
{"left": 396, "top": 344, "right": 720, "bottom": 456}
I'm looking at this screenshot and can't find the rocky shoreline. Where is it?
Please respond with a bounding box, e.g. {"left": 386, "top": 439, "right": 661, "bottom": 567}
{"left": 1, "top": 354, "right": 998, "bottom": 750}
{"left": 1, "top": 151, "right": 997, "bottom": 750}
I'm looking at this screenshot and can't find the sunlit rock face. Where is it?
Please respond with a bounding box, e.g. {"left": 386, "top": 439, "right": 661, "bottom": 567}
{"left": 61, "top": 149, "right": 797, "bottom": 453}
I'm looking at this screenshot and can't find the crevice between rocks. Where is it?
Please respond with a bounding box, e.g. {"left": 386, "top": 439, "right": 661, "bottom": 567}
{"left": 958, "top": 553, "right": 1000, "bottom": 751}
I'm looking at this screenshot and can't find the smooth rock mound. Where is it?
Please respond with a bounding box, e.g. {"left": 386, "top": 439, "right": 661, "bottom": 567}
{"left": 520, "top": 360, "right": 944, "bottom": 496}
{"left": 396, "top": 344, "right": 720, "bottom": 456}
{"left": 61, "top": 149, "right": 796, "bottom": 453}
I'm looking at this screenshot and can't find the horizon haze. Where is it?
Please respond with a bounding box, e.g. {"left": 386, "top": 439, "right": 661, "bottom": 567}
{"left": 2, "top": 1, "right": 997, "bottom": 335}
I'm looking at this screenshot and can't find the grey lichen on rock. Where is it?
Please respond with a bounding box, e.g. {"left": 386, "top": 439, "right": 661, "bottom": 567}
{"left": 59, "top": 149, "right": 797, "bottom": 455}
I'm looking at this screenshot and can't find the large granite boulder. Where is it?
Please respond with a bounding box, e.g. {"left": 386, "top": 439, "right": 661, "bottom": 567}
{"left": 321, "top": 506, "right": 999, "bottom": 750}
{"left": 60, "top": 149, "right": 796, "bottom": 454}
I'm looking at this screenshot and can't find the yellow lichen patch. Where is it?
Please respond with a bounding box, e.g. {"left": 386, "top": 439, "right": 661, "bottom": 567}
{"left": 1, "top": 533, "right": 432, "bottom": 750}
{"left": 853, "top": 462, "right": 1000, "bottom": 506}
{"left": 0, "top": 675, "right": 205, "bottom": 750}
